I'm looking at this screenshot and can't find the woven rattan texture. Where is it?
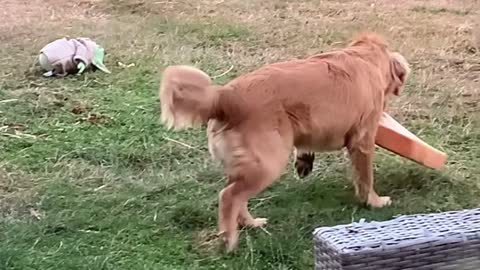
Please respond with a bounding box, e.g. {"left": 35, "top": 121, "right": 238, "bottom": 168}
{"left": 313, "top": 209, "right": 480, "bottom": 270}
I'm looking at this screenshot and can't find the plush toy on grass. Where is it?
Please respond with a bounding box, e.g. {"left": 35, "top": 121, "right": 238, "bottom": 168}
{"left": 38, "top": 37, "right": 111, "bottom": 77}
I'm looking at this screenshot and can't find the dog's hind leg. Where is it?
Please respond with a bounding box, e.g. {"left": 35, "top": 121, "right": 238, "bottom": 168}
{"left": 238, "top": 201, "right": 268, "bottom": 228}
{"left": 218, "top": 132, "right": 292, "bottom": 252}
{"left": 218, "top": 182, "right": 242, "bottom": 252}
{"left": 219, "top": 169, "right": 281, "bottom": 252}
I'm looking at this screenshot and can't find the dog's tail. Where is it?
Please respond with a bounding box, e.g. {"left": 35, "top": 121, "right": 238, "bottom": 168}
{"left": 159, "top": 65, "right": 245, "bottom": 130}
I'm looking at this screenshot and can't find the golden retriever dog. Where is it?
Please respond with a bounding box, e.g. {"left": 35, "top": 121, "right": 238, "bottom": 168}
{"left": 158, "top": 32, "right": 410, "bottom": 252}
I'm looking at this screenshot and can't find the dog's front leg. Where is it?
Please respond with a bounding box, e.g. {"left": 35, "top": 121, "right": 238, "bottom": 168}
{"left": 348, "top": 143, "right": 391, "bottom": 208}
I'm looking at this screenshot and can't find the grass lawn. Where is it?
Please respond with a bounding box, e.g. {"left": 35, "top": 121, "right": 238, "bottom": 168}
{"left": 1, "top": 0, "right": 479, "bottom": 269}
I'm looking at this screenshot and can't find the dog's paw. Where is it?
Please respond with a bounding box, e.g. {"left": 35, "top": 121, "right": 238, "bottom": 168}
{"left": 217, "top": 230, "right": 239, "bottom": 253}
{"left": 239, "top": 216, "right": 268, "bottom": 228}
{"left": 218, "top": 231, "right": 239, "bottom": 253}
{"left": 295, "top": 152, "right": 315, "bottom": 178}
{"left": 248, "top": 217, "right": 268, "bottom": 228}
{"left": 367, "top": 196, "right": 391, "bottom": 208}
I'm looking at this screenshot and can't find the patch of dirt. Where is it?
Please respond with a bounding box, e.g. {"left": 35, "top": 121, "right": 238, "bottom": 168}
{"left": 192, "top": 228, "right": 221, "bottom": 255}
{"left": 0, "top": 167, "right": 40, "bottom": 221}
{"left": 82, "top": 112, "right": 111, "bottom": 125}
{"left": 71, "top": 105, "right": 87, "bottom": 115}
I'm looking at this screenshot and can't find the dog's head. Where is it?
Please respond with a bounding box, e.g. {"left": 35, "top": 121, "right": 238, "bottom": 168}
{"left": 349, "top": 32, "right": 411, "bottom": 97}
{"left": 386, "top": 52, "right": 410, "bottom": 97}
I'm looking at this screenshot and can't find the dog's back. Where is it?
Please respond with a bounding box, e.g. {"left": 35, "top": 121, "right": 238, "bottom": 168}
{"left": 223, "top": 42, "right": 391, "bottom": 151}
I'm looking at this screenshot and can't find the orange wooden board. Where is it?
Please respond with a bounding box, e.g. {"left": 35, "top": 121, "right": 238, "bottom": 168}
{"left": 375, "top": 112, "right": 447, "bottom": 170}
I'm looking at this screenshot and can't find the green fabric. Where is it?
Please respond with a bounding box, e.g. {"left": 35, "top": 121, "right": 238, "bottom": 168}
{"left": 77, "top": 62, "right": 86, "bottom": 74}
{"left": 92, "top": 46, "right": 111, "bottom": 74}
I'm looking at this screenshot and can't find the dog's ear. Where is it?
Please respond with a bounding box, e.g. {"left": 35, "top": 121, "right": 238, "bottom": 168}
{"left": 389, "top": 52, "right": 410, "bottom": 96}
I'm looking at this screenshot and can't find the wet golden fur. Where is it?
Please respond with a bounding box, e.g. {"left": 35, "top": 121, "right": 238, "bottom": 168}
{"left": 159, "top": 32, "right": 410, "bottom": 252}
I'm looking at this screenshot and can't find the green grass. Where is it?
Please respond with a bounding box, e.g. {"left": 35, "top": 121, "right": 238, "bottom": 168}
{"left": 1, "top": 1, "right": 480, "bottom": 269}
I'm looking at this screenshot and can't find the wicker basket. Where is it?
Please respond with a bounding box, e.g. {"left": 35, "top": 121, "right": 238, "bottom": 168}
{"left": 313, "top": 208, "right": 480, "bottom": 270}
